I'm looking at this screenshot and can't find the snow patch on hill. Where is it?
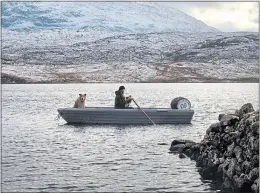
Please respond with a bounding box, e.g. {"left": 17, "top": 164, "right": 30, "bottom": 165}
{"left": 2, "top": 2, "right": 219, "bottom": 33}
{"left": 2, "top": 30, "right": 258, "bottom": 83}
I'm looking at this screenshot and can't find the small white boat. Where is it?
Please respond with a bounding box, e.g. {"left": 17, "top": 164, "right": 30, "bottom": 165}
{"left": 57, "top": 107, "right": 194, "bottom": 125}
{"left": 57, "top": 97, "right": 194, "bottom": 125}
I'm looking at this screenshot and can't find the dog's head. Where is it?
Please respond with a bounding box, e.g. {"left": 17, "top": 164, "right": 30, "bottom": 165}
{"left": 79, "top": 94, "right": 87, "bottom": 102}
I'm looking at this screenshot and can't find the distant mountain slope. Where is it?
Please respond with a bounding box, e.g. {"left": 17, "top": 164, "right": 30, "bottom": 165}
{"left": 2, "top": 31, "right": 258, "bottom": 83}
{"left": 2, "top": 2, "right": 219, "bottom": 33}
{"left": 2, "top": 2, "right": 258, "bottom": 83}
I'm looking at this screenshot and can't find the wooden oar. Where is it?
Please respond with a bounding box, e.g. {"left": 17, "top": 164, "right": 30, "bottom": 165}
{"left": 132, "top": 99, "right": 156, "bottom": 125}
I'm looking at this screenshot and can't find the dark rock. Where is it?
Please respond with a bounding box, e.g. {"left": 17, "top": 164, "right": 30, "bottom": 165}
{"left": 179, "top": 153, "right": 186, "bottom": 158}
{"left": 191, "top": 144, "right": 200, "bottom": 151}
{"left": 251, "top": 178, "right": 259, "bottom": 193}
{"left": 223, "top": 133, "right": 231, "bottom": 142}
{"left": 219, "top": 114, "right": 239, "bottom": 126}
{"left": 218, "top": 113, "right": 225, "bottom": 121}
{"left": 249, "top": 136, "right": 256, "bottom": 151}
{"left": 240, "top": 138, "right": 247, "bottom": 149}
{"left": 235, "top": 110, "right": 240, "bottom": 117}
{"left": 245, "top": 117, "right": 255, "bottom": 127}
{"left": 170, "top": 139, "right": 195, "bottom": 146}
{"left": 220, "top": 120, "right": 229, "bottom": 127}
{"left": 242, "top": 160, "right": 252, "bottom": 174}
{"left": 217, "top": 163, "right": 224, "bottom": 176}
{"left": 249, "top": 168, "right": 259, "bottom": 182}
{"left": 238, "top": 103, "right": 254, "bottom": 118}
{"left": 235, "top": 164, "right": 242, "bottom": 177}
{"left": 190, "top": 150, "right": 200, "bottom": 160}
{"left": 157, "top": 143, "right": 168, "bottom": 145}
{"left": 251, "top": 155, "right": 259, "bottom": 168}
{"left": 233, "top": 173, "right": 251, "bottom": 192}
{"left": 251, "top": 121, "right": 259, "bottom": 135}
{"left": 255, "top": 113, "right": 259, "bottom": 122}
{"left": 184, "top": 149, "right": 192, "bottom": 157}
{"left": 224, "top": 126, "right": 233, "bottom": 133}
{"left": 206, "top": 127, "right": 212, "bottom": 135}
{"left": 219, "top": 157, "right": 225, "bottom": 164}
{"left": 185, "top": 142, "right": 196, "bottom": 149}
{"left": 227, "top": 158, "right": 237, "bottom": 179}
{"left": 226, "top": 142, "right": 235, "bottom": 157}
{"left": 253, "top": 139, "right": 259, "bottom": 152}
{"left": 222, "top": 158, "right": 232, "bottom": 174}
{"left": 169, "top": 139, "right": 196, "bottom": 152}
{"left": 233, "top": 146, "right": 243, "bottom": 163}
{"left": 223, "top": 176, "right": 234, "bottom": 190}
{"left": 235, "top": 135, "right": 241, "bottom": 144}
{"left": 228, "top": 132, "right": 239, "bottom": 142}
{"left": 199, "top": 165, "right": 218, "bottom": 179}
{"left": 169, "top": 144, "right": 186, "bottom": 153}
{"left": 209, "top": 122, "right": 222, "bottom": 133}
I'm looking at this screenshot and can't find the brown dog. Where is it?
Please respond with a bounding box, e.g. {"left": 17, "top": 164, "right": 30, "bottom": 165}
{"left": 73, "top": 94, "right": 87, "bottom": 108}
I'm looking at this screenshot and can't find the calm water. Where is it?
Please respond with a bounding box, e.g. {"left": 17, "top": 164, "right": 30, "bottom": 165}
{"left": 2, "top": 83, "right": 258, "bottom": 192}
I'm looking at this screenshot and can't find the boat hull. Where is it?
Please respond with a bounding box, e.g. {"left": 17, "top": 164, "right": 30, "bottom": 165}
{"left": 57, "top": 107, "right": 194, "bottom": 125}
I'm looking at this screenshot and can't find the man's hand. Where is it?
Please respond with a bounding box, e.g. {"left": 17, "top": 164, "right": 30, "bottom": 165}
{"left": 126, "top": 96, "right": 133, "bottom": 101}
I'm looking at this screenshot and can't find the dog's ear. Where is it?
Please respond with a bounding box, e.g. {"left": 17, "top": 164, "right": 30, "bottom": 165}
{"left": 84, "top": 94, "right": 86, "bottom": 97}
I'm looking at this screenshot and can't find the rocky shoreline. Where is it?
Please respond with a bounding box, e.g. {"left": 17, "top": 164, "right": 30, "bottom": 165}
{"left": 169, "top": 103, "right": 259, "bottom": 193}
{"left": 1, "top": 73, "right": 30, "bottom": 84}
{"left": 1, "top": 72, "right": 259, "bottom": 84}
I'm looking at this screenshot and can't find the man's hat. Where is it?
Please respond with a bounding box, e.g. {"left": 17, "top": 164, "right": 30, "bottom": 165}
{"left": 119, "top": 86, "right": 125, "bottom": 90}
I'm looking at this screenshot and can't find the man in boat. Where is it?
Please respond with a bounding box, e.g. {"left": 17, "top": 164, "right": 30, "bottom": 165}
{"left": 114, "top": 86, "right": 133, "bottom": 109}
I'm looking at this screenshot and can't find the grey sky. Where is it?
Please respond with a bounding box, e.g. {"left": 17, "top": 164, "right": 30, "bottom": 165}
{"left": 163, "top": 2, "right": 259, "bottom": 32}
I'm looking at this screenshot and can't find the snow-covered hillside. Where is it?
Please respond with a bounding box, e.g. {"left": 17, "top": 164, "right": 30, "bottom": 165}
{"left": 1, "top": 2, "right": 258, "bottom": 83}
{"left": 2, "top": 30, "right": 258, "bottom": 83}
{"left": 2, "top": 2, "right": 219, "bottom": 33}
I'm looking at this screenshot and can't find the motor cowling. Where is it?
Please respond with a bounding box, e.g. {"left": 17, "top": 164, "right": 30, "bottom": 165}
{"left": 171, "top": 97, "right": 191, "bottom": 110}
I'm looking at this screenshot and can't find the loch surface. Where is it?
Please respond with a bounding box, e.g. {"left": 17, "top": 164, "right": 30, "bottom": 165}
{"left": 2, "top": 83, "right": 258, "bottom": 192}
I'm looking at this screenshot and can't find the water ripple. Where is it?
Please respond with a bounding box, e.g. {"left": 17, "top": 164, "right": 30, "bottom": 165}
{"left": 2, "top": 83, "right": 258, "bottom": 192}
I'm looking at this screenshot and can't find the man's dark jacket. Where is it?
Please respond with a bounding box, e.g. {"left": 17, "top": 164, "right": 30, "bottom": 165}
{"left": 114, "top": 90, "right": 131, "bottom": 109}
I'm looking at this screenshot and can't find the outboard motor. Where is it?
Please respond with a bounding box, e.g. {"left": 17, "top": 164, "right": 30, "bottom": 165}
{"left": 171, "top": 97, "right": 191, "bottom": 110}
